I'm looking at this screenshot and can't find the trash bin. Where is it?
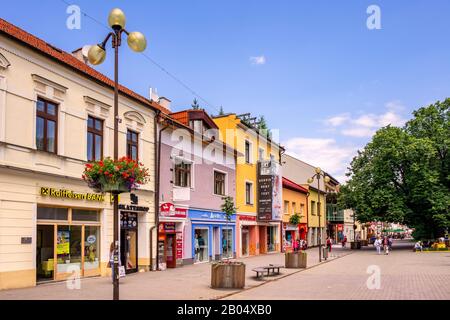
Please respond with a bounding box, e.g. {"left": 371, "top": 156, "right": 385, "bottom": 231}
{"left": 322, "top": 246, "right": 328, "bottom": 260}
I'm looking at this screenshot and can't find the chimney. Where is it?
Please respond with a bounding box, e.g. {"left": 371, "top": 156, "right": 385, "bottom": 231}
{"left": 71, "top": 45, "right": 91, "bottom": 64}
{"left": 149, "top": 87, "right": 159, "bottom": 103}
{"left": 158, "top": 97, "right": 171, "bottom": 111}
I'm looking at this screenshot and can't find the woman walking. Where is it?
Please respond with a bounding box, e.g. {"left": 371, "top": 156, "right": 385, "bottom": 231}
{"left": 374, "top": 237, "right": 382, "bottom": 254}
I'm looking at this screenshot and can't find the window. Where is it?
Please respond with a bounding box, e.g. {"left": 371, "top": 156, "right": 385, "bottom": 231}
{"left": 36, "top": 98, "right": 58, "bottom": 153}
{"left": 175, "top": 161, "right": 191, "bottom": 187}
{"left": 72, "top": 209, "right": 100, "bottom": 222}
{"left": 87, "top": 116, "right": 103, "bottom": 161}
{"left": 245, "top": 182, "right": 253, "bottom": 205}
{"left": 284, "top": 201, "right": 290, "bottom": 214}
{"left": 292, "top": 202, "right": 296, "bottom": 214}
{"left": 127, "top": 130, "right": 139, "bottom": 161}
{"left": 311, "top": 200, "right": 316, "bottom": 215}
{"left": 214, "top": 171, "right": 226, "bottom": 196}
{"left": 270, "top": 154, "right": 275, "bottom": 162}
{"left": 258, "top": 147, "right": 264, "bottom": 161}
{"left": 245, "top": 140, "right": 251, "bottom": 164}
{"left": 300, "top": 204, "right": 305, "bottom": 215}
{"left": 37, "top": 207, "right": 68, "bottom": 220}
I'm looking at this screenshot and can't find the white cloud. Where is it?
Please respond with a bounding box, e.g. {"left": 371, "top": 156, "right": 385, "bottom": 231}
{"left": 283, "top": 137, "right": 359, "bottom": 183}
{"left": 250, "top": 56, "right": 266, "bottom": 65}
{"left": 323, "top": 101, "right": 407, "bottom": 138}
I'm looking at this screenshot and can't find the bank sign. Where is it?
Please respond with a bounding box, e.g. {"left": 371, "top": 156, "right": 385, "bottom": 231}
{"left": 257, "top": 161, "right": 282, "bottom": 221}
{"left": 40, "top": 187, "right": 105, "bottom": 202}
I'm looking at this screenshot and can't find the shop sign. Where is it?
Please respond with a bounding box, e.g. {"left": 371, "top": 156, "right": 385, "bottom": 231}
{"left": 86, "top": 235, "right": 96, "bottom": 244}
{"left": 40, "top": 187, "right": 105, "bottom": 202}
{"left": 120, "top": 212, "right": 138, "bottom": 229}
{"left": 176, "top": 233, "right": 183, "bottom": 259}
{"left": 239, "top": 215, "right": 256, "bottom": 222}
{"left": 118, "top": 204, "right": 149, "bottom": 212}
{"left": 257, "top": 161, "right": 282, "bottom": 221}
{"left": 189, "top": 209, "right": 236, "bottom": 222}
{"left": 160, "top": 202, "right": 187, "bottom": 218}
{"left": 159, "top": 222, "right": 176, "bottom": 232}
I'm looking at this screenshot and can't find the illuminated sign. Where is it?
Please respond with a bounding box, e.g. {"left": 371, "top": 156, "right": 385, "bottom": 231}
{"left": 40, "top": 187, "right": 105, "bottom": 202}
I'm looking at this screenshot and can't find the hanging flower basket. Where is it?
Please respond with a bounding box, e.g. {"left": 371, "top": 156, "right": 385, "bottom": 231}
{"left": 82, "top": 157, "right": 150, "bottom": 194}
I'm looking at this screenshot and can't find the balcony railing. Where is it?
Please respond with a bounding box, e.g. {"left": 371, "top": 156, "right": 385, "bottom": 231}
{"left": 326, "top": 205, "right": 344, "bottom": 222}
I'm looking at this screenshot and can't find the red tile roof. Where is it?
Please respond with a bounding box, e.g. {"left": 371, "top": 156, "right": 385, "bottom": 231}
{"left": 170, "top": 111, "right": 189, "bottom": 125}
{"left": 282, "top": 177, "right": 308, "bottom": 194}
{"left": 0, "top": 18, "right": 170, "bottom": 115}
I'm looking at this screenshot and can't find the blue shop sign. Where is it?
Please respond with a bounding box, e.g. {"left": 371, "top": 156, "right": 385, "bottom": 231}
{"left": 189, "top": 209, "right": 236, "bottom": 222}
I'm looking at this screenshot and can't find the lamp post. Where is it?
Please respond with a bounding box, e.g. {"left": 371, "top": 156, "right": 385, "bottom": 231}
{"left": 86, "top": 8, "right": 147, "bottom": 301}
{"left": 307, "top": 167, "right": 330, "bottom": 262}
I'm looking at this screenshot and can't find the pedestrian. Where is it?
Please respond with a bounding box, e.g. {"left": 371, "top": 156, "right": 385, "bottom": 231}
{"left": 342, "top": 235, "right": 347, "bottom": 248}
{"left": 383, "top": 236, "right": 389, "bottom": 255}
{"left": 388, "top": 236, "right": 393, "bottom": 251}
{"left": 293, "top": 238, "right": 299, "bottom": 252}
{"left": 414, "top": 240, "right": 423, "bottom": 252}
{"left": 108, "top": 242, "right": 116, "bottom": 283}
{"left": 326, "top": 236, "right": 332, "bottom": 252}
{"left": 374, "top": 237, "right": 382, "bottom": 254}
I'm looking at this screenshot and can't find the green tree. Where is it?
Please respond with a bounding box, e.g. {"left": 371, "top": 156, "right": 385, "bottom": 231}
{"left": 221, "top": 196, "right": 237, "bottom": 259}
{"left": 257, "top": 115, "right": 271, "bottom": 138}
{"left": 338, "top": 100, "right": 450, "bottom": 240}
{"left": 219, "top": 106, "right": 225, "bottom": 116}
{"left": 191, "top": 98, "right": 200, "bottom": 110}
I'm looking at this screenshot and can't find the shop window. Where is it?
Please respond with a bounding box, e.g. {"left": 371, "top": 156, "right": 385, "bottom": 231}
{"left": 284, "top": 201, "right": 289, "bottom": 214}
{"left": 127, "top": 130, "right": 139, "bottom": 161}
{"left": 37, "top": 207, "right": 68, "bottom": 220}
{"left": 72, "top": 209, "right": 100, "bottom": 222}
{"left": 175, "top": 161, "right": 191, "bottom": 187}
{"left": 36, "top": 98, "right": 58, "bottom": 153}
{"left": 87, "top": 116, "right": 103, "bottom": 161}
{"left": 194, "top": 228, "right": 209, "bottom": 263}
{"left": 311, "top": 200, "right": 316, "bottom": 215}
{"left": 292, "top": 202, "right": 296, "bottom": 214}
{"left": 56, "top": 225, "right": 82, "bottom": 274}
{"left": 245, "top": 182, "right": 253, "bottom": 205}
{"left": 214, "top": 170, "right": 226, "bottom": 195}
{"left": 84, "top": 226, "right": 100, "bottom": 271}
{"left": 222, "top": 228, "right": 233, "bottom": 258}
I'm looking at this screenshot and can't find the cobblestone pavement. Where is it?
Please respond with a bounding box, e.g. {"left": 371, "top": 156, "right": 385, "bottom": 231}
{"left": 0, "top": 245, "right": 349, "bottom": 300}
{"left": 224, "top": 240, "right": 450, "bottom": 300}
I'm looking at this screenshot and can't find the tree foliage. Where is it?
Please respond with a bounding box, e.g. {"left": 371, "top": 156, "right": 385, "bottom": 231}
{"left": 338, "top": 99, "right": 450, "bottom": 240}
{"left": 191, "top": 98, "right": 200, "bottom": 110}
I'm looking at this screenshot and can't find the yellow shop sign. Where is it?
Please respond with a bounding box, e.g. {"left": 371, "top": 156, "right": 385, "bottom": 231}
{"left": 40, "top": 187, "right": 105, "bottom": 202}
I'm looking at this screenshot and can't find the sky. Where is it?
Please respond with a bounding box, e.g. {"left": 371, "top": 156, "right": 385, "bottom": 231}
{"left": 2, "top": 0, "right": 450, "bottom": 182}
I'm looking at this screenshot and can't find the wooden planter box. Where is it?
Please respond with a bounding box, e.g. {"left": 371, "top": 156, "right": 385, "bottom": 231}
{"left": 285, "top": 251, "right": 307, "bottom": 268}
{"left": 211, "top": 263, "right": 245, "bottom": 289}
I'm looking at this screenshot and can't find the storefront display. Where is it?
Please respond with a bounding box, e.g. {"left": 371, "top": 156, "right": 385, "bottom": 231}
{"left": 36, "top": 206, "right": 101, "bottom": 282}
{"left": 189, "top": 209, "right": 236, "bottom": 263}
{"left": 120, "top": 212, "right": 138, "bottom": 273}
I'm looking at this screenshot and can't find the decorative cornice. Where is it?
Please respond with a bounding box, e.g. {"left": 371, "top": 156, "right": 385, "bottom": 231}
{"left": 31, "top": 74, "right": 68, "bottom": 93}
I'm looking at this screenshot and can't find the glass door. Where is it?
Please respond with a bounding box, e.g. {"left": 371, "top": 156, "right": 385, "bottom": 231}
{"left": 56, "top": 225, "right": 82, "bottom": 280}
{"left": 242, "top": 227, "right": 249, "bottom": 256}
{"left": 221, "top": 228, "right": 233, "bottom": 258}
{"left": 36, "top": 225, "right": 55, "bottom": 282}
{"left": 165, "top": 234, "right": 176, "bottom": 268}
{"left": 121, "top": 229, "right": 138, "bottom": 273}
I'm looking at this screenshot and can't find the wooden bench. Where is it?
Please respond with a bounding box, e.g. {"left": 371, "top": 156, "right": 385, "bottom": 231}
{"left": 252, "top": 267, "right": 269, "bottom": 278}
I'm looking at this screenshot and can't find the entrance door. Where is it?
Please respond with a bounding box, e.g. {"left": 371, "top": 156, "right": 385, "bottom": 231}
{"left": 222, "top": 228, "right": 233, "bottom": 258}
{"left": 121, "top": 229, "right": 137, "bottom": 273}
{"left": 241, "top": 227, "right": 249, "bottom": 256}
{"left": 36, "top": 225, "right": 55, "bottom": 282}
{"left": 165, "top": 234, "right": 176, "bottom": 268}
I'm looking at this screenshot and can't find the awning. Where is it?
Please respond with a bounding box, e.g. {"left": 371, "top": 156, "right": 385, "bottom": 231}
{"left": 382, "top": 228, "right": 405, "bottom": 232}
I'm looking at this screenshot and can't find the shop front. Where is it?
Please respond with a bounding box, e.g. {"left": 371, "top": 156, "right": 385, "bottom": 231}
{"left": 158, "top": 202, "right": 188, "bottom": 269}
{"left": 35, "top": 186, "right": 107, "bottom": 284}
{"left": 236, "top": 214, "right": 257, "bottom": 257}
{"left": 189, "top": 209, "right": 236, "bottom": 263}
{"left": 282, "top": 222, "right": 299, "bottom": 252}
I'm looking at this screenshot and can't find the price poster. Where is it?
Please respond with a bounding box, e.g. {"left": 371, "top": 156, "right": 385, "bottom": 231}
{"left": 176, "top": 233, "right": 183, "bottom": 259}
{"left": 57, "top": 231, "right": 70, "bottom": 254}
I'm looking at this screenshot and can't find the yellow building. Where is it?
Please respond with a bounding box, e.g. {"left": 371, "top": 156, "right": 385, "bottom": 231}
{"left": 213, "top": 114, "right": 282, "bottom": 257}
{"left": 306, "top": 187, "right": 326, "bottom": 246}
{"left": 281, "top": 177, "right": 308, "bottom": 251}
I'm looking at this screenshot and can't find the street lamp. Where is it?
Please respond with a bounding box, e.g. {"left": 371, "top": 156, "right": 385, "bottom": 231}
{"left": 86, "top": 8, "right": 147, "bottom": 301}
{"left": 307, "top": 167, "right": 330, "bottom": 262}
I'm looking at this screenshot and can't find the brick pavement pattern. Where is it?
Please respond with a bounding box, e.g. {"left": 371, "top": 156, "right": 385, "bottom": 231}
{"left": 0, "top": 240, "right": 448, "bottom": 300}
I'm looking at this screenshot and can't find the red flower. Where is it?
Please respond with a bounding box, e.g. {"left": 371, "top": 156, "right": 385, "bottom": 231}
{"left": 104, "top": 171, "right": 109, "bottom": 175}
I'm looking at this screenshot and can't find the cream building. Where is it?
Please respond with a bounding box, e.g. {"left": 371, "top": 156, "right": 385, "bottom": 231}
{"left": 0, "top": 19, "right": 168, "bottom": 289}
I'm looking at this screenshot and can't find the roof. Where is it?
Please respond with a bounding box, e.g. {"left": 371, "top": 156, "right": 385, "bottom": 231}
{"left": 282, "top": 177, "right": 308, "bottom": 194}
{"left": 171, "top": 109, "right": 218, "bottom": 130}
{"left": 0, "top": 18, "right": 170, "bottom": 115}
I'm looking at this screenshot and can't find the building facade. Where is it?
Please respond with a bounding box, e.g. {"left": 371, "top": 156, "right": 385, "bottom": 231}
{"left": 281, "top": 154, "right": 326, "bottom": 247}
{"left": 157, "top": 109, "right": 237, "bottom": 267}
{"left": 281, "top": 177, "right": 308, "bottom": 252}
{"left": 213, "top": 114, "right": 282, "bottom": 257}
{"left": 0, "top": 19, "right": 168, "bottom": 289}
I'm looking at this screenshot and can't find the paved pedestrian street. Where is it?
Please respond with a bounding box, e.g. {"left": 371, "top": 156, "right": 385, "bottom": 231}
{"left": 0, "top": 240, "right": 448, "bottom": 300}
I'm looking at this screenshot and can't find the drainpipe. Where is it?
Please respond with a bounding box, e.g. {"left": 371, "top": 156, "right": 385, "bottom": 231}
{"left": 149, "top": 225, "right": 156, "bottom": 270}
{"left": 154, "top": 111, "right": 170, "bottom": 271}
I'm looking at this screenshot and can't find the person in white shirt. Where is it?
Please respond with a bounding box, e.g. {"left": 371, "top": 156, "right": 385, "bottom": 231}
{"left": 374, "top": 237, "right": 382, "bottom": 255}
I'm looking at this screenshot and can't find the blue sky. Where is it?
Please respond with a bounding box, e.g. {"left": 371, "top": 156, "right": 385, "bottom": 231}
{"left": 2, "top": 0, "right": 450, "bottom": 182}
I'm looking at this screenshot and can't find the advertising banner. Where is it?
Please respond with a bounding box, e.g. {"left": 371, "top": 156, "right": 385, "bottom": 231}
{"left": 57, "top": 231, "right": 70, "bottom": 255}
{"left": 257, "top": 160, "right": 282, "bottom": 221}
